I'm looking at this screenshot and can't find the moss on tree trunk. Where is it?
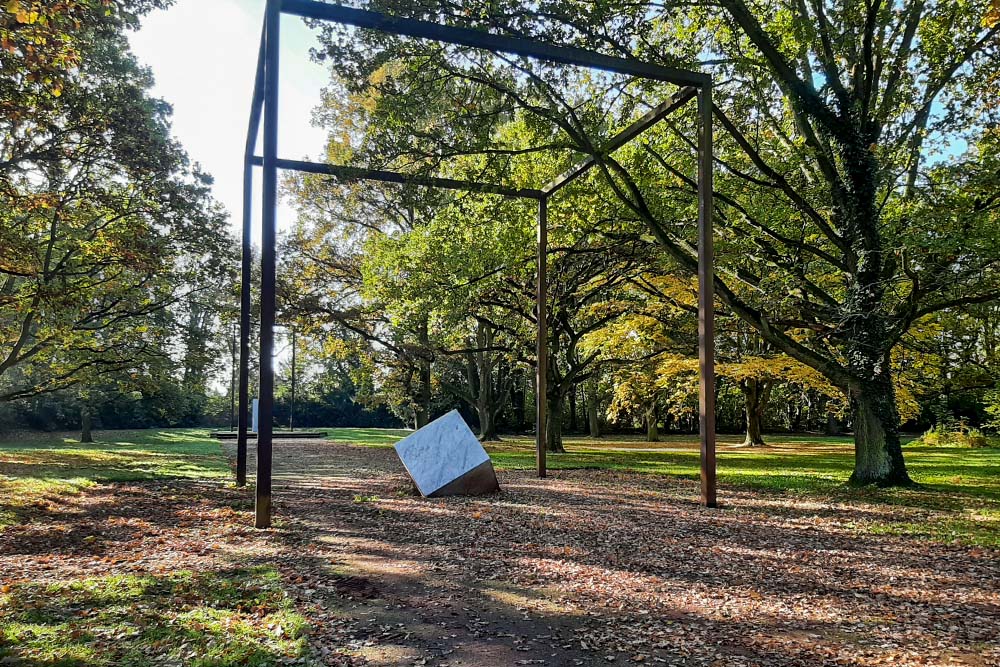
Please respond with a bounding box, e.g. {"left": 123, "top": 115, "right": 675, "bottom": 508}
{"left": 848, "top": 379, "right": 912, "bottom": 486}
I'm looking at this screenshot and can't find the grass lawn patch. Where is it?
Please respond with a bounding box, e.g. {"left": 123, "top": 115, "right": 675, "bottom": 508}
{"left": 0, "top": 567, "right": 308, "bottom": 666}
{"left": 0, "top": 428, "right": 327, "bottom": 666}
{"left": 0, "top": 429, "right": 227, "bottom": 528}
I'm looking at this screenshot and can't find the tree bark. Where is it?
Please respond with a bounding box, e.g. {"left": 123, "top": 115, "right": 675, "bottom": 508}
{"left": 546, "top": 389, "right": 566, "bottom": 453}
{"left": 848, "top": 378, "right": 912, "bottom": 486}
{"left": 414, "top": 318, "right": 432, "bottom": 429}
{"left": 512, "top": 370, "right": 526, "bottom": 432}
{"left": 586, "top": 376, "right": 601, "bottom": 438}
{"left": 826, "top": 410, "right": 841, "bottom": 436}
{"left": 741, "top": 378, "right": 769, "bottom": 446}
{"left": 478, "top": 402, "right": 499, "bottom": 441}
{"left": 645, "top": 404, "right": 659, "bottom": 442}
{"left": 568, "top": 383, "right": 578, "bottom": 433}
{"left": 80, "top": 404, "right": 93, "bottom": 443}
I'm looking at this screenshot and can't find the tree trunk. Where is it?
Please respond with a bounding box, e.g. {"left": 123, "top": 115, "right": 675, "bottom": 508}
{"left": 414, "top": 319, "right": 432, "bottom": 429}
{"left": 478, "top": 402, "right": 499, "bottom": 441}
{"left": 645, "top": 404, "right": 659, "bottom": 442}
{"left": 512, "top": 371, "right": 526, "bottom": 432}
{"left": 741, "top": 378, "right": 768, "bottom": 447}
{"left": 826, "top": 411, "right": 841, "bottom": 436}
{"left": 586, "top": 376, "right": 601, "bottom": 438}
{"left": 80, "top": 405, "right": 93, "bottom": 443}
{"left": 546, "top": 389, "right": 565, "bottom": 453}
{"left": 568, "top": 383, "right": 578, "bottom": 433}
{"left": 848, "top": 379, "right": 912, "bottom": 486}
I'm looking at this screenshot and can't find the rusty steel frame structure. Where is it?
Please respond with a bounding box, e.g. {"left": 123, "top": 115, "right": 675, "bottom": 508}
{"left": 239, "top": 0, "right": 716, "bottom": 529}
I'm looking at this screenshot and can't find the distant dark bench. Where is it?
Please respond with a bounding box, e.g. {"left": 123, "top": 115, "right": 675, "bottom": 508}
{"left": 211, "top": 431, "right": 327, "bottom": 440}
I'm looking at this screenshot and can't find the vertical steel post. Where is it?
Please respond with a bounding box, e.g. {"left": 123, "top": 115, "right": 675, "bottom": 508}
{"left": 236, "top": 157, "right": 252, "bottom": 486}
{"left": 289, "top": 328, "right": 296, "bottom": 432}
{"left": 536, "top": 196, "right": 548, "bottom": 478}
{"left": 697, "top": 83, "right": 717, "bottom": 508}
{"left": 229, "top": 320, "right": 237, "bottom": 431}
{"left": 256, "top": 0, "right": 280, "bottom": 529}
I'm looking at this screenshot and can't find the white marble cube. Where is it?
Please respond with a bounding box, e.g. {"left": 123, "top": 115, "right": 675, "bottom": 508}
{"left": 394, "top": 410, "right": 500, "bottom": 497}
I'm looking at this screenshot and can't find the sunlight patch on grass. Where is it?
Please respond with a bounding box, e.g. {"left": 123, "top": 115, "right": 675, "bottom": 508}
{"left": 0, "top": 428, "right": 227, "bottom": 528}
{"left": 325, "top": 427, "right": 411, "bottom": 445}
{"left": 0, "top": 568, "right": 311, "bottom": 666}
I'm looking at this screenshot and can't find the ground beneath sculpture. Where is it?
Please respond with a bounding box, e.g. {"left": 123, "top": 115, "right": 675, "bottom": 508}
{"left": 228, "top": 439, "right": 998, "bottom": 666}
{"left": 2, "top": 436, "right": 997, "bottom": 666}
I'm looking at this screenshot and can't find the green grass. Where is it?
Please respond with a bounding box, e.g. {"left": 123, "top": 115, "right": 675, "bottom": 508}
{"left": 0, "top": 429, "right": 315, "bottom": 665}
{"left": 325, "top": 426, "right": 411, "bottom": 445}
{"left": 0, "top": 568, "right": 310, "bottom": 666}
{"left": 0, "top": 428, "right": 227, "bottom": 528}
{"left": 324, "top": 428, "right": 1000, "bottom": 547}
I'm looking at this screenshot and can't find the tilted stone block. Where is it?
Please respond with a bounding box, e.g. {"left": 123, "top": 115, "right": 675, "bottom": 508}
{"left": 393, "top": 410, "right": 500, "bottom": 497}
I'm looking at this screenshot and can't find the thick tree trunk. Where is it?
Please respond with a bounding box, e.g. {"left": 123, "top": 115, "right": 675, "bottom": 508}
{"left": 745, "top": 408, "right": 764, "bottom": 447}
{"left": 568, "top": 383, "right": 578, "bottom": 433}
{"left": 80, "top": 405, "right": 93, "bottom": 444}
{"left": 645, "top": 404, "right": 659, "bottom": 442}
{"left": 413, "top": 402, "right": 429, "bottom": 429}
{"left": 586, "top": 376, "right": 601, "bottom": 438}
{"left": 848, "top": 379, "right": 912, "bottom": 486}
{"left": 741, "top": 378, "right": 768, "bottom": 447}
{"left": 477, "top": 402, "right": 499, "bottom": 441}
{"left": 546, "top": 390, "right": 565, "bottom": 453}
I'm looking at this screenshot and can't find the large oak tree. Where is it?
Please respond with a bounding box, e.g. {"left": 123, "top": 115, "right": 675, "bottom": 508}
{"left": 311, "top": 0, "right": 999, "bottom": 485}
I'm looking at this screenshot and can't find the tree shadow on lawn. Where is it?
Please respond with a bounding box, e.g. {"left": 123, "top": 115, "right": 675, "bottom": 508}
{"left": 284, "top": 476, "right": 994, "bottom": 602}
{"left": 260, "top": 453, "right": 1000, "bottom": 667}
{"left": 0, "top": 479, "right": 246, "bottom": 559}
{"left": 266, "top": 490, "right": 989, "bottom": 664}
{"left": 0, "top": 566, "right": 308, "bottom": 667}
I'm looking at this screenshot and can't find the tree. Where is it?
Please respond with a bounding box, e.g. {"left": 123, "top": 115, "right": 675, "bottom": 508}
{"left": 634, "top": 0, "right": 1000, "bottom": 482}
{"left": 311, "top": 1, "right": 1000, "bottom": 484}
{"left": 487, "top": 0, "right": 1000, "bottom": 483}
{"left": 280, "top": 80, "right": 452, "bottom": 428}
{"left": 1, "top": 0, "right": 231, "bottom": 404}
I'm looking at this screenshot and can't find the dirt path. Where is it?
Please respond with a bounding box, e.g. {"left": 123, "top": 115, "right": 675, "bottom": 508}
{"left": 226, "top": 438, "right": 1000, "bottom": 667}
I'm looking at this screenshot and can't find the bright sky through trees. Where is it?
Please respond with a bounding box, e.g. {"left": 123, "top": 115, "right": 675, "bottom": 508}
{"left": 128, "top": 0, "right": 329, "bottom": 239}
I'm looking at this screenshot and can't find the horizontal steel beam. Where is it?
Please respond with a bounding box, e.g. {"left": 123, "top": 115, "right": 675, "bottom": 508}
{"left": 541, "top": 86, "right": 697, "bottom": 195}
{"left": 250, "top": 156, "right": 544, "bottom": 199}
{"left": 280, "top": 0, "right": 709, "bottom": 88}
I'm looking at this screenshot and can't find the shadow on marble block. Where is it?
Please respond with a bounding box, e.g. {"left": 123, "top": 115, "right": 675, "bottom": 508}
{"left": 393, "top": 410, "right": 500, "bottom": 497}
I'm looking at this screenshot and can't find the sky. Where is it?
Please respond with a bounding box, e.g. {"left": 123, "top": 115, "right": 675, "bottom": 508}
{"left": 128, "top": 0, "right": 331, "bottom": 239}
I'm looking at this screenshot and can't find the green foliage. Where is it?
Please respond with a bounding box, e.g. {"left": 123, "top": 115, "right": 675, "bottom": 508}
{"left": 305, "top": 0, "right": 1000, "bottom": 484}
{"left": 0, "top": 0, "right": 232, "bottom": 405}
{"left": 916, "top": 422, "right": 992, "bottom": 449}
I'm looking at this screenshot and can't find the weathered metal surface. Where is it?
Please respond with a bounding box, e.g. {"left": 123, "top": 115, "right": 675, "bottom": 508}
{"left": 241, "top": 0, "right": 718, "bottom": 525}
{"left": 536, "top": 197, "right": 547, "bottom": 479}
{"left": 697, "top": 84, "right": 717, "bottom": 508}
{"left": 255, "top": 0, "right": 280, "bottom": 530}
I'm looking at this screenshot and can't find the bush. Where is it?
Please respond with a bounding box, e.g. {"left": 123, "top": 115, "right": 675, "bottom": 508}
{"left": 918, "top": 421, "right": 991, "bottom": 448}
